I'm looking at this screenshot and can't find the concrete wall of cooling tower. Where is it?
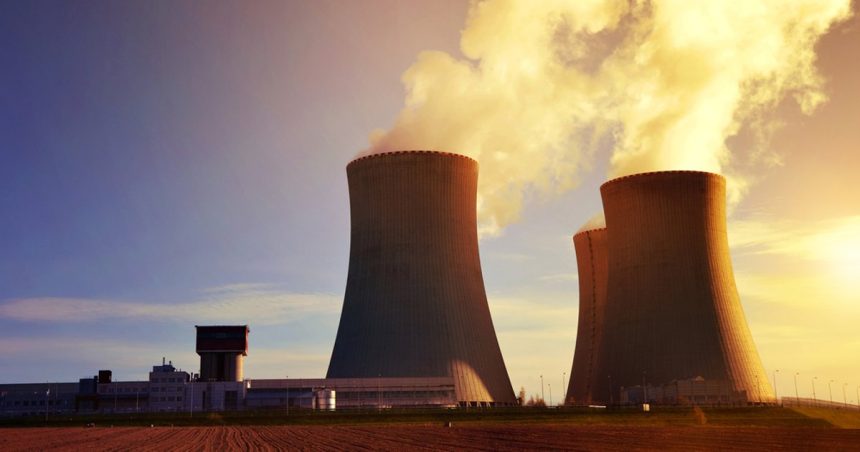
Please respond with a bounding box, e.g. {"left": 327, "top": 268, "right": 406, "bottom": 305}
{"left": 326, "top": 150, "right": 516, "bottom": 406}
{"left": 597, "top": 171, "right": 773, "bottom": 404}
{"left": 566, "top": 227, "right": 609, "bottom": 405}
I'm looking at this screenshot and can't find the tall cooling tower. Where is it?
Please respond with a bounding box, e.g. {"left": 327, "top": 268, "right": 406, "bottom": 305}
{"left": 597, "top": 171, "right": 772, "bottom": 403}
{"left": 326, "top": 150, "right": 516, "bottom": 406}
{"left": 566, "top": 225, "right": 609, "bottom": 405}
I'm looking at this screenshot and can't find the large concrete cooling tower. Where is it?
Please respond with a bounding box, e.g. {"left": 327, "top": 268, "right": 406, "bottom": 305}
{"left": 566, "top": 224, "right": 609, "bottom": 405}
{"left": 598, "top": 171, "right": 772, "bottom": 404}
{"left": 326, "top": 150, "right": 516, "bottom": 406}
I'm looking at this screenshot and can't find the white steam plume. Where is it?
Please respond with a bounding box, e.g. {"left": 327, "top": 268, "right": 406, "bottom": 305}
{"left": 365, "top": 0, "right": 853, "bottom": 236}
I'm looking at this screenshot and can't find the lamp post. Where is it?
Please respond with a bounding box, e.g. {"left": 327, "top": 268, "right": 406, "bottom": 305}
{"left": 285, "top": 376, "right": 289, "bottom": 416}
{"left": 843, "top": 383, "right": 848, "bottom": 408}
{"left": 642, "top": 371, "right": 647, "bottom": 405}
{"left": 812, "top": 377, "right": 817, "bottom": 407}
{"left": 856, "top": 385, "right": 859, "bottom": 411}
{"left": 773, "top": 370, "right": 779, "bottom": 405}
{"left": 562, "top": 372, "right": 566, "bottom": 405}
{"left": 44, "top": 386, "right": 50, "bottom": 423}
{"left": 793, "top": 373, "right": 799, "bottom": 406}
{"left": 829, "top": 380, "right": 835, "bottom": 406}
{"left": 548, "top": 384, "right": 553, "bottom": 407}
{"left": 755, "top": 374, "right": 761, "bottom": 404}
{"left": 540, "top": 375, "right": 544, "bottom": 405}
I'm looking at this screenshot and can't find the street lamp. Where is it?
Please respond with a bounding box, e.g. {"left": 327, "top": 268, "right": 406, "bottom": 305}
{"left": 829, "top": 380, "right": 835, "bottom": 406}
{"left": 755, "top": 374, "right": 761, "bottom": 404}
{"left": 843, "top": 383, "right": 848, "bottom": 408}
{"left": 548, "top": 384, "right": 553, "bottom": 407}
{"left": 562, "top": 372, "right": 566, "bottom": 405}
{"left": 285, "top": 375, "right": 289, "bottom": 416}
{"left": 773, "top": 370, "right": 779, "bottom": 405}
{"left": 540, "top": 375, "right": 544, "bottom": 404}
{"left": 642, "top": 371, "right": 647, "bottom": 405}
{"left": 812, "top": 377, "right": 817, "bottom": 407}
{"left": 794, "top": 372, "right": 799, "bottom": 406}
{"left": 44, "top": 386, "right": 50, "bottom": 423}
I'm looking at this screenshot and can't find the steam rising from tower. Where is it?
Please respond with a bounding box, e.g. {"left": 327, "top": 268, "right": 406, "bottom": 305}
{"left": 327, "top": 151, "right": 515, "bottom": 406}
{"left": 364, "top": 0, "right": 851, "bottom": 234}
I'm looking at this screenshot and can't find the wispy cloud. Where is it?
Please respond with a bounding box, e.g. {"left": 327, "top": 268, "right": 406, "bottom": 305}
{"left": 729, "top": 214, "right": 860, "bottom": 261}
{"left": 538, "top": 273, "right": 578, "bottom": 282}
{"left": 0, "top": 287, "right": 341, "bottom": 325}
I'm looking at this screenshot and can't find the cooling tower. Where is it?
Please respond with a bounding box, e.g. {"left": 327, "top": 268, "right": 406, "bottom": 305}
{"left": 597, "top": 171, "right": 773, "bottom": 404}
{"left": 566, "top": 225, "right": 608, "bottom": 405}
{"left": 326, "top": 150, "right": 516, "bottom": 406}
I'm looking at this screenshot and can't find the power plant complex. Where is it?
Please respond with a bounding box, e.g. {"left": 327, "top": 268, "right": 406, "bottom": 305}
{"left": 566, "top": 171, "right": 773, "bottom": 405}
{"left": 1, "top": 153, "right": 778, "bottom": 416}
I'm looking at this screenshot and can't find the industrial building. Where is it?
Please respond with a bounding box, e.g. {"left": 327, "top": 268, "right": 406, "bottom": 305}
{"left": 327, "top": 151, "right": 516, "bottom": 407}
{"left": 0, "top": 324, "right": 460, "bottom": 417}
{"left": 196, "top": 325, "right": 249, "bottom": 382}
{"left": 566, "top": 170, "right": 773, "bottom": 405}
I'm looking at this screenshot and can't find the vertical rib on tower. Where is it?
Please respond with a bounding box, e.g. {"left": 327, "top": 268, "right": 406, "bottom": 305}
{"left": 598, "top": 171, "right": 772, "bottom": 403}
{"left": 566, "top": 226, "right": 609, "bottom": 405}
{"left": 326, "top": 150, "right": 515, "bottom": 406}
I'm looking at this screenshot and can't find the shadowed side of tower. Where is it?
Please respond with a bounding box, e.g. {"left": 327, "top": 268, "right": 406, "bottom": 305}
{"left": 598, "top": 171, "right": 773, "bottom": 404}
{"left": 566, "top": 227, "right": 609, "bottom": 405}
{"left": 326, "top": 151, "right": 515, "bottom": 406}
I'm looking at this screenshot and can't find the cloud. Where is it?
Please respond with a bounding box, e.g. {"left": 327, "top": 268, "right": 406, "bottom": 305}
{"left": 538, "top": 273, "right": 579, "bottom": 282}
{"left": 487, "top": 293, "right": 579, "bottom": 395}
{"left": 0, "top": 286, "right": 341, "bottom": 325}
{"left": 730, "top": 214, "right": 860, "bottom": 294}
{"left": 365, "top": 0, "right": 852, "bottom": 235}
{"left": 729, "top": 214, "right": 860, "bottom": 389}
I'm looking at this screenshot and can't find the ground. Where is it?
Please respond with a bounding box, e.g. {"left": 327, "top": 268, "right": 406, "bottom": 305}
{"left": 2, "top": 407, "right": 859, "bottom": 451}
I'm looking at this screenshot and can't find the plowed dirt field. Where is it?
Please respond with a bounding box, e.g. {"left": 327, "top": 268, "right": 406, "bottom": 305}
{"left": 2, "top": 425, "right": 859, "bottom": 451}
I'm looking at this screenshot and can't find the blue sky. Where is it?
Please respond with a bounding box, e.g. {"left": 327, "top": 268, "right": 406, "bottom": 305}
{"left": 1, "top": 1, "right": 858, "bottom": 403}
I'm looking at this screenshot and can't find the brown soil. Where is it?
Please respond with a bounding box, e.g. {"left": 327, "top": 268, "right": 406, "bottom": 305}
{"left": 1, "top": 425, "right": 859, "bottom": 451}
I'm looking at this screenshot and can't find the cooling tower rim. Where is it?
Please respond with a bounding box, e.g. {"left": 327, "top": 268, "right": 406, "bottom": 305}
{"left": 573, "top": 227, "right": 607, "bottom": 237}
{"left": 348, "top": 150, "right": 476, "bottom": 167}
{"left": 600, "top": 170, "right": 724, "bottom": 190}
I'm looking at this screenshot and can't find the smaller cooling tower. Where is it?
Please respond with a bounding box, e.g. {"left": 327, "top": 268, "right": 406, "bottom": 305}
{"left": 196, "top": 325, "right": 248, "bottom": 382}
{"left": 598, "top": 171, "right": 773, "bottom": 404}
{"left": 566, "top": 221, "right": 609, "bottom": 405}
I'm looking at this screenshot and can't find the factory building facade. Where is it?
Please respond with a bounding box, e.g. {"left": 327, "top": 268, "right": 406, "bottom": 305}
{"left": 1, "top": 324, "right": 460, "bottom": 417}
{"left": 327, "top": 151, "right": 516, "bottom": 407}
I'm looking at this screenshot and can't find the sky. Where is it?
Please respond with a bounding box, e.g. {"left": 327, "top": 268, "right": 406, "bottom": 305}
{"left": 1, "top": 0, "right": 858, "bottom": 405}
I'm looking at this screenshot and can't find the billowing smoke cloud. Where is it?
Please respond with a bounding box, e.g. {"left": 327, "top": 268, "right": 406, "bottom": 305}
{"left": 577, "top": 211, "right": 606, "bottom": 233}
{"left": 365, "top": 0, "right": 853, "bottom": 236}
